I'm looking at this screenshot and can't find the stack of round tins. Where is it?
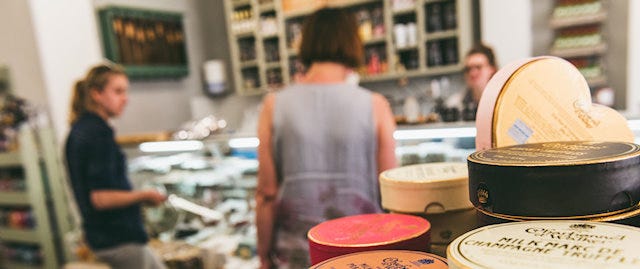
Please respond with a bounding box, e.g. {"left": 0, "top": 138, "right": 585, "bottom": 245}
{"left": 475, "top": 56, "right": 633, "bottom": 151}
{"left": 379, "top": 162, "right": 477, "bottom": 256}
{"left": 447, "top": 221, "right": 640, "bottom": 269}
{"left": 310, "top": 250, "right": 447, "bottom": 269}
{"left": 307, "top": 213, "right": 431, "bottom": 265}
{"left": 468, "top": 141, "right": 640, "bottom": 218}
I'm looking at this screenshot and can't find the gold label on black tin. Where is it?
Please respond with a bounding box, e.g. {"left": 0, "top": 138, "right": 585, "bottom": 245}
{"left": 468, "top": 141, "right": 640, "bottom": 166}
{"left": 477, "top": 183, "right": 491, "bottom": 206}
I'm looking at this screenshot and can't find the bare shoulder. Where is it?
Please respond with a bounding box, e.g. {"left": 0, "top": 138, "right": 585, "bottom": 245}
{"left": 262, "top": 92, "right": 276, "bottom": 105}
{"left": 260, "top": 92, "right": 276, "bottom": 114}
{"left": 371, "top": 92, "right": 391, "bottom": 108}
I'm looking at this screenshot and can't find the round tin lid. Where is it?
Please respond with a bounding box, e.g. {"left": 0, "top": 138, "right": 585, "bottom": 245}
{"left": 311, "top": 250, "right": 447, "bottom": 269}
{"left": 448, "top": 221, "right": 640, "bottom": 269}
{"left": 380, "top": 162, "right": 468, "bottom": 187}
{"left": 308, "top": 213, "right": 430, "bottom": 247}
{"left": 380, "top": 162, "right": 473, "bottom": 213}
{"left": 468, "top": 141, "right": 640, "bottom": 167}
{"left": 475, "top": 56, "right": 633, "bottom": 151}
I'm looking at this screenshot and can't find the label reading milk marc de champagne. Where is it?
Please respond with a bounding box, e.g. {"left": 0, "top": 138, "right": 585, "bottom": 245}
{"left": 448, "top": 221, "right": 640, "bottom": 269}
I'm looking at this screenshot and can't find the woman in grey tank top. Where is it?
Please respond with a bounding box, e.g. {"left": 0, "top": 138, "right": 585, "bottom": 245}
{"left": 256, "top": 8, "right": 397, "bottom": 269}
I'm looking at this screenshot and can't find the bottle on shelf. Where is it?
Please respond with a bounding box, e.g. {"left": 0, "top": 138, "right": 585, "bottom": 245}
{"left": 357, "top": 8, "right": 373, "bottom": 42}
{"left": 427, "top": 41, "right": 443, "bottom": 67}
{"left": 427, "top": 3, "right": 443, "bottom": 33}
{"left": 443, "top": 1, "right": 457, "bottom": 30}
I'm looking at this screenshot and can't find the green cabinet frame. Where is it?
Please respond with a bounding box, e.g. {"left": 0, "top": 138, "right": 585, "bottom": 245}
{"left": 98, "top": 6, "right": 189, "bottom": 79}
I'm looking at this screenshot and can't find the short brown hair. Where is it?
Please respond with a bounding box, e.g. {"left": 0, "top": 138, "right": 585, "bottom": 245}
{"left": 299, "top": 8, "right": 363, "bottom": 68}
{"left": 466, "top": 43, "right": 497, "bottom": 68}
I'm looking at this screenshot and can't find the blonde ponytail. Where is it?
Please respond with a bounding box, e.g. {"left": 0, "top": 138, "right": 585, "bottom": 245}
{"left": 68, "top": 63, "right": 125, "bottom": 125}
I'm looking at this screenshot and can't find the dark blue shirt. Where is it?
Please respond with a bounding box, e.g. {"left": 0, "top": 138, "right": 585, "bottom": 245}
{"left": 65, "top": 112, "right": 148, "bottom": 250}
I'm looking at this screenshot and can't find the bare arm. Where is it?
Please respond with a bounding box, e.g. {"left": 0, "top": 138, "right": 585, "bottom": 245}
{"left": 256, "top": 93, "right": 279, "bottom": 269}
{"left": 373, "top": 93, "right": 398, "bottom": 174}
{"left": 91, "top": 190, "right": 166, "bottom": 210}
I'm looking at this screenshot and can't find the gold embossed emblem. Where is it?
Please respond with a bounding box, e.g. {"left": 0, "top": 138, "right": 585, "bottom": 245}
{"left": 477, "top": 184, "right": 490, "bottom": 206}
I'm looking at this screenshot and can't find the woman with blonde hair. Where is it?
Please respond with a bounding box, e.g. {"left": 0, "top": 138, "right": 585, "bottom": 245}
{"left": 65, "top": 63, "right": 167, "bottom": 269}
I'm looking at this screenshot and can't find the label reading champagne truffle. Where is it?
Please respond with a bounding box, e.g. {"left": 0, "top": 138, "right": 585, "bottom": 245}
{"left": 469, "top": 141, "right": 640, "bottom": 166}
{"left": 448, "top": 221, "right": 640, "bottom": 269}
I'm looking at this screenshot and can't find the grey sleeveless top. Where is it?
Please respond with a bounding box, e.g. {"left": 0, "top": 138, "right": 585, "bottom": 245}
{"left": 271, "top": 83, "right": 382, "bottom": 267}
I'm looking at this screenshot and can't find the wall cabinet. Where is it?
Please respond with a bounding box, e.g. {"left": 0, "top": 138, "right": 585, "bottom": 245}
{"left": 549, "top": 0, "right": 608, "bottom": 89}
{"left": 544, "top": 0, "right": 629, "bottom": 109}
{"left": 223, "top": 0, "right": 473, "bottom": 96}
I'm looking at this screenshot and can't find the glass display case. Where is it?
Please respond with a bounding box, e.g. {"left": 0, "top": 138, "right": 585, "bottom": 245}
{"left": 120, "top": 118, "right": 640, "bottom": 268}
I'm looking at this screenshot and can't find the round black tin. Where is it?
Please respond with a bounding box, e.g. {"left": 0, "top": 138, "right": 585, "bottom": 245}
{"left": 468, "top": 141, "right": 640, "bottom": 217}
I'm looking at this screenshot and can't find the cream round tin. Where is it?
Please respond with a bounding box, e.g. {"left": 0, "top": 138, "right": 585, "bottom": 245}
{"left": 475, "top": 56, "right": 633, "bottom": 151}
{"left": 311, "top": 250, "right": 447, "bottom": 269}
{"left": 307, "top": 213, "right": 431, "bottom": 265}
{"left": 447, "top": 221, "right": 640, "bottom": 269}
{"left": 468, "top": 141, "right": 640, "bottom": 217}
{"left": 380, "top": 162, "right": 473, "bottom": 214}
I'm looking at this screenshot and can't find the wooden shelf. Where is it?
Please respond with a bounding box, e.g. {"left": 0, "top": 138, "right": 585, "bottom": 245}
{"left": 0, "top": 228, "right": 40, "bottom": 244}
{"left": 240, "top": 60, "right": 259, "bottom": 68}
{"left": 549, "top": 11, "right": 607, "bottom": 29}
{"left": 392, "top": 7, "right": 416, "bottom": 16}
{"left": 231, "top": 0, "right": 251, "bottom": 7}
{"left": 360, "top": 70, "right": 425, "bottom": 83}
{"left": 233, "top": 30, "right": 256, "bottom": 39}
{"left": 284, "top": 0, "right": 379, "bottom": 18}
{"left": 0, "top": 151, "right": 22, "bottom": 166}
{"left": 363, "top": 36, "right": 386, "bottom": 45}
{"left": 425, "top": 29, "right": 458, "bottom": 40}
{"left": 3, "top": 261, "right": 42, "bottom": 269}
{"left": 261, "top": 33, "right": 279, "bottom": 39}
{"left": 550, "top": 43, "right": 607, "bottom": 58}
{"left": 362, "top": 50, "right": 463, "bottom": 81}
{"left": 425, "top": 64, "right": 463, "bottom": 75}
{"left": 0, "top": 191, "right": 29, "bottom": 206}
{"left": 259, "top": 2, "right": 276, "bottom": 12}
{"left": 396, "top": 45, "right": 419, "bottom": 52}
{"left": 265, "top": 62, "right": 281, "bottom": 69}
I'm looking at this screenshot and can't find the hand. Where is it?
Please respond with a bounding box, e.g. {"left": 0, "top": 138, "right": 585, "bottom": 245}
{"left": 142, "top": 190, "right": 167, "bottom": 206}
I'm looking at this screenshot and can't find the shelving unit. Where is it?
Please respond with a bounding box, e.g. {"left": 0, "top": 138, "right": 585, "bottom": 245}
{"left": 223, "top": 0, "right": 473, "bottom": 95}
{"left": 548, "top": 0, "right": 610, "bottom": 101}
{"left": 0, "top": 125, "right": 77, "bottom": 269}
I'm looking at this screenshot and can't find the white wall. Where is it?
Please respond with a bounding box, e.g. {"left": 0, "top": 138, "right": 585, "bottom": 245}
{"left": 0, "top": 1, "right": 47, "bottom": 109}
{"left": 2, "top": 0, "right": 206, "bottom": 140}
{"left": 627, "top": 0, "right": 640, "bottom": 115}
{"left": 29, "top": 0, "right": 103, "bottom": 141}
{"left": 480, "top": 0, "right": 533, "bottom": 66}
